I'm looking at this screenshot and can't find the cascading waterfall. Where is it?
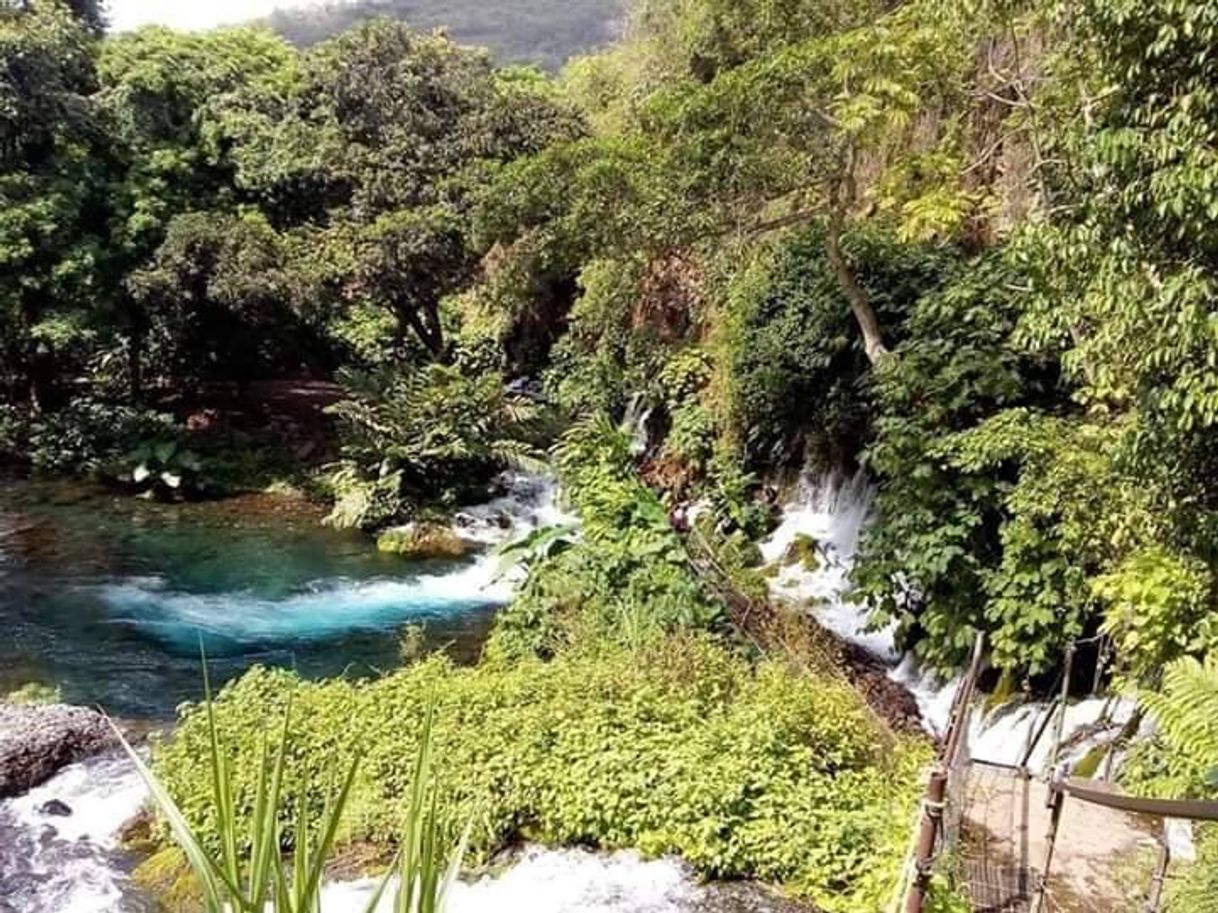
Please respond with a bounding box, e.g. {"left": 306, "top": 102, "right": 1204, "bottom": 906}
{"left": 0, "top": 752, "right": 151, "bottom": 913}
{"left": 760, "top": 470, "right": 1133, "bottom": 770}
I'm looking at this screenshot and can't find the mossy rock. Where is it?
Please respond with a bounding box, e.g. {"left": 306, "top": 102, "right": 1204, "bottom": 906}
{"left": 781, "top": 533, "right": 821, "bottom": 572}
{"left": 133, "top": 846, "right": 202, "bottom": 912}
{"left": 377, "top": 523, "right": 474, "bottom": 560}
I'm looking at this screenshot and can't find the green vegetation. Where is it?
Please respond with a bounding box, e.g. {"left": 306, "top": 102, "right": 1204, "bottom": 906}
{"left": 4, "top": 681, "right": 62, "bottom": 704}
{"left": 1126, "top": 657, "right": 1218, "bottom": 911}
{"left": 117, "top": 687, "right": 466, "bottom": 913}
{"left": 7, "top": 0, "right": 1218, "bottom": 907}
{"left": 156, "top": 637, "right": 926, "bottom": 911}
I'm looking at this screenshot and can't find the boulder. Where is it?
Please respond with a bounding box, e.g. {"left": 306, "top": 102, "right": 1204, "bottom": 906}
{"left": 0, "top": 702, "right": 116, "bottom": 799}
{"left": 39, "top": 799, "right": 72, "bottom": 817}
{"left": 376, "top": 523, "right": 474, "bottom": 560}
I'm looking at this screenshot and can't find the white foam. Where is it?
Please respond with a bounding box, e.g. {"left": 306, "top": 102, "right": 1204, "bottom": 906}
{"left": 760, "top": 470, "right": 898, "bottom": 660}
{"left": 97, "top": 472, "right": 575, "bottom": 648}
{"left": 0, "top": 751, "right": 147, "bottom": 913}
{"left": 323, "top": 846, "right": 705, "bottom": 913}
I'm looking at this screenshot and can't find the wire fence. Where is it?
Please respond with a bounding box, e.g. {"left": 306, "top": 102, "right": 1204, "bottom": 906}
{"left": 912, "top": 634, "right": 1218, "bottom": 913}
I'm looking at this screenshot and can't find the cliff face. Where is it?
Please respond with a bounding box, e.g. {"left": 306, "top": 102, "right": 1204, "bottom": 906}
{"left": 262, "top": 0, "right": 626, "bottom": 70}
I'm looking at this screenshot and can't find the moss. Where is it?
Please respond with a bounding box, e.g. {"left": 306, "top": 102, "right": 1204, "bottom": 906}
{"left": 133, "top": 847, "right": 202, "bottom": 913}
{"left": 782, "top": 533, "right": 821, "bottom": 572}
{"left": 1071, "top": 743, "right": 1108, "bottom": 779}
{"left": 3, "top": 682, "right": 61, "bottom": 705}
{"left": 376, "top": 523, "right": 473, "bottom": 560}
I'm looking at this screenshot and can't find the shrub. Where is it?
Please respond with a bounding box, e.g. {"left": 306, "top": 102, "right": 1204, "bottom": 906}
{"left": 324, "top": 362, "right": 543, "bottom": 530}
{"left": 153, "top": 635, "right": 927, "bottom": 912}
{"left": 489, "top": 415, "right": 723, "bottom": 659}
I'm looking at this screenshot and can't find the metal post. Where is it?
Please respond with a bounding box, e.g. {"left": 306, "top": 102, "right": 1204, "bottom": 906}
{"left": 1145, "top": 837, "right": 1171, "bottom": 913}
{"left": 904, "top": 633, "right": 985, "bottom": 913}
{"left": 1031, "top": 776, "right": 1066, "bottom": 913}
{"left": 904, "top": 765, "right": 948, "bottom": 913}
{"left": 1048, "top": 644, "right": 1075, "bottom": 771}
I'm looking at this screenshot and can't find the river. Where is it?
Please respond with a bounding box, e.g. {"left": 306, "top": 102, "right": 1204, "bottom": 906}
{"left": 0, "top": 471, "right": 566, "bottom": 912}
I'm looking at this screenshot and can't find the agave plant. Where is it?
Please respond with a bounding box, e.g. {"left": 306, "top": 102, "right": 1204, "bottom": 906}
{"left": 111, "top": 668, "right": 466, "bottom": 913}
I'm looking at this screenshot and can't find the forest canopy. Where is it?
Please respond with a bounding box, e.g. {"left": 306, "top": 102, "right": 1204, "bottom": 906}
{"left": 4, "top": 0, "right": 1218, "bottom": 716}
{"left": 5, "top": 0, "right": 1218, "bottom": 907}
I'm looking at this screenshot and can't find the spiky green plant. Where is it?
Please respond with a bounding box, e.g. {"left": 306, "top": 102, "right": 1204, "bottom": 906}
{"left": 1140, "top": 653, "right": 1218, "bottom": 797}
{"left": 111, "top": 671, "right": 465, "bottom": 913}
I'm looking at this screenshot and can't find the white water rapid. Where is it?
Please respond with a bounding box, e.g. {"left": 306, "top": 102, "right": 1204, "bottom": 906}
{"left": 0, "top": 751, "right": 150, "bottom": 913}
{"left": 323, "top": 845, "right": 791, "bottom": 913}
{"left": 759, "top": 470, "right": 1133, "bottom": 771}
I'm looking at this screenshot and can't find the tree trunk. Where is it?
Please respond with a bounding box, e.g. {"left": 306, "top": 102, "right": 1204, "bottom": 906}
{"left": 826, "top": 211, "right": 889, "bottom": 364}
{"left": 826, "top": 151, "right": 889, "bottom": 365}
{"left": 127, "top": 317, "right": 145, "bottom": 402}
{"left": 398, "top": 302, "right": 445, "bottom": 358}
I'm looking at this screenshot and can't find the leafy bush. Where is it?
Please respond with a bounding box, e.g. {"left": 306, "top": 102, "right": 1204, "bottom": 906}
{"left": 120, "top": 684, "right": 465, "bottom": 913}
{"left": 719, "top": 224, "right": 950, "bottom": 468}
{"left": 324, "top": 362, "right": 543, "bottom": 529}
{"left": 1124, "top": 654, "right": 1218, "bottom": 911}
{"left": 0, "top": 398, "right": 178, "bottom": 475}
{"left": 153, "top": 635, "right": 927, "bottom": 912}
{"left": 490, "top": 415, "right": 722, "bottom": 659}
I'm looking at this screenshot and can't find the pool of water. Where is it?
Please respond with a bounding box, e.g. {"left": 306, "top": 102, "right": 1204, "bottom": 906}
{"left": 0, "top": 475, "right": 527, "bottom": 718}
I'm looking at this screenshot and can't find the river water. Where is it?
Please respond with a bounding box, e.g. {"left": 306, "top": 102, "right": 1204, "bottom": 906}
{"left": 0, "top": 472, "right": 568, "bottom": 912}
{"left": 0, "top": 475, "right": 564, "bottom": 718}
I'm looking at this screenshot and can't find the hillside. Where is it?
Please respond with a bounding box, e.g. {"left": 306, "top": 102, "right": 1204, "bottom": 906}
{"left": 261, "top": 0, "right": 625, "bottom": 69}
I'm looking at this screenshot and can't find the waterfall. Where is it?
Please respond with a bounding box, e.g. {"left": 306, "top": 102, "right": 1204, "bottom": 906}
{"left": 758, "top": 470, "right": 898, "bottom": 661}
{"left": 760, "top": 470, "right": 1134, "bottom": 772}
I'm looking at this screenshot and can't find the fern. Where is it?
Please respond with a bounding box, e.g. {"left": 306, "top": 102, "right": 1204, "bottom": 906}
{"left": 1140, "top": 654, "right": 1218, "bottom": 797}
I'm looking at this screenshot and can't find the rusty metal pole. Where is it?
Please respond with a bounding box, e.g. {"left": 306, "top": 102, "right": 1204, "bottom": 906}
{"left": 1145, "top": 836, "right": 1171, "bottom": 913}
{"left": 905, "top": 765, "right": 948, "bottom": 913}
{"left": 1048, "top": 644, "right": 1075, "bottom": 771}
{"left": 1031, "top": 776, "right": 1067, "bottom": 913}
{"left": 904, "top": 633, "right": 986, "bottom": 913}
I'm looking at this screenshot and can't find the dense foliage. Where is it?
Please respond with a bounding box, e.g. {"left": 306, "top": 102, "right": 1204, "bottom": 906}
{"left": 8, "top": 0, "right": 1218, "bottom": 906}
{"left": 155, "top": 636, "right": 926, "bottom": 911}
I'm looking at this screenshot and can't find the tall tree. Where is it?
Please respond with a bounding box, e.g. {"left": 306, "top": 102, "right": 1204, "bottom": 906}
{"left": 0, "top": 0, "right": 108, "bottom": 408}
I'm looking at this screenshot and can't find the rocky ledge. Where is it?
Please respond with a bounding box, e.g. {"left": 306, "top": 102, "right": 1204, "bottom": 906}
{"left": 0, "top": 702, "right": 116, "bottom": 798}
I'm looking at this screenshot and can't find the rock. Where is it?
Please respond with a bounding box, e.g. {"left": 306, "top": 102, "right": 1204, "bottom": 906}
{"left": 38, "top": 799, "right": 72, "bottom": 817}
{"left": 780, "top": 533, "right": 821, "bottom": 572}
{"left": 376, "top": 523, "right": 475, "bottom": 560}
{"left": 0, "top": 702, "right": 116, "bottom": 799}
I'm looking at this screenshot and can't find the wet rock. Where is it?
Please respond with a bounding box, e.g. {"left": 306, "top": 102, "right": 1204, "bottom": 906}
{"left": 0, "top": 703, "right": 115, "bottom": 798}
{"left": 38, "top": 799, "right": 72, "bottom": 817}
{"left": 376, "top": 523, "right": 475, "bottom": 560}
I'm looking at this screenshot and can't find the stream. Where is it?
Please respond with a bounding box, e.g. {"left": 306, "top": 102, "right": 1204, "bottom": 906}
{"left": 0, "top": 469, "right": 1131, "bottom": 912}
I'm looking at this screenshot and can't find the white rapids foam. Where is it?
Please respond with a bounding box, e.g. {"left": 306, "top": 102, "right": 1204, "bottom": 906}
{"left": 324, "top": 846, "right": 708, "bottom": 913}
{"left": 0, "top": 751, "right": 149, "bottom": 913}
{"left": 759, "top": 470, "right": 898, "bottom": 661}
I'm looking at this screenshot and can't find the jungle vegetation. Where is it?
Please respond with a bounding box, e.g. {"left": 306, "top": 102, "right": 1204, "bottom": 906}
{"left": 4, "top": 0, "right": 1218, "bottom": 907}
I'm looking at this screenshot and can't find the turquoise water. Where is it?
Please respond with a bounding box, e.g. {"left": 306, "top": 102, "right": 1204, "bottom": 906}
{"left": 0, "top": 476, "right": 502, "bottom": 718}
